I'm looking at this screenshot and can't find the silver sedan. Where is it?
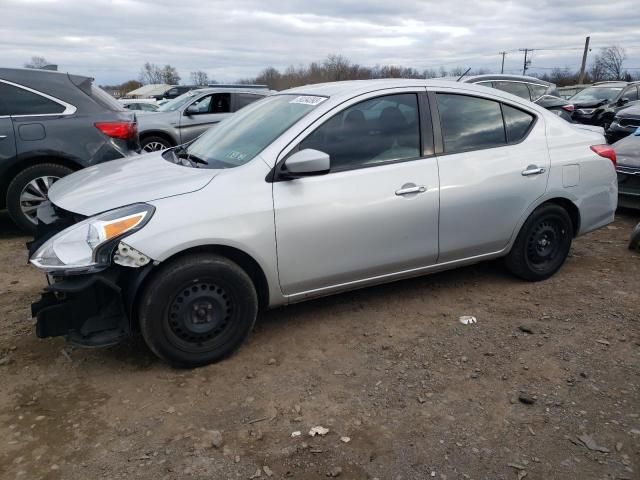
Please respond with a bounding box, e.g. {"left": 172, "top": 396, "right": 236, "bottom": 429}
{"left": 30, "top": 79, "right": 618, "bottom": 367}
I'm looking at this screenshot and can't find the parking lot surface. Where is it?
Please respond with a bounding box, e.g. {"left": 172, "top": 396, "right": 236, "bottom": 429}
{"left": 1, "top": 210, "right": 639, "bottom": 480}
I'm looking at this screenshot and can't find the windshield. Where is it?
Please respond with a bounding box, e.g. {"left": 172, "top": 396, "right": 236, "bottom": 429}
{"left": 570, "top": 86, "right": 623, "bottom": 103}
{"left": 158, "top": 91, "right": 199, "bottom": 112}
{"left": 183, "top": 94, "right": 326, "bottom": 169}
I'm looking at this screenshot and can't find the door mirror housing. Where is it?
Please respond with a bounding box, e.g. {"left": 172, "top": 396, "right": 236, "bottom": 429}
{"left": 281, "top": 149, "right": 330, "bottom": 179}
{"left": 185, "top": 105, "right": 199, "bottom": 116}
{"left": 618, "top": 97, "right": 629, "bottom": 106}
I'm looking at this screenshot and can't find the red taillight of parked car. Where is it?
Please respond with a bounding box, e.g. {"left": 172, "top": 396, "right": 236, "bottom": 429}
{"left": 562, "top": 104, "right": 575, "bottom": 112}
{"left": 94, "top": 121, "right": 137, "bottom": 141}
{"left": 590, "top": 144, "right": 616, "bottom": 167}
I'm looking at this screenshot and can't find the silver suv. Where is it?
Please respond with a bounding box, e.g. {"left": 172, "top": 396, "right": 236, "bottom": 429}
{"left": 29, "top": 79, "right": 617, "bottom": 367}
{"left": 137, "top": 86, "right": 270, "bottom": 152}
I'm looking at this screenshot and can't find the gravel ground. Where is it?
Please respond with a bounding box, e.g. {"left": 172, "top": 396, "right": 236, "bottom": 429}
{"left": 0, "top": 209, "right": 639, "bottom": 480}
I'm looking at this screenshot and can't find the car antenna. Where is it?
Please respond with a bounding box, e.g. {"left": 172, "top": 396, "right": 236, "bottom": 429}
{"left": 457, "top": 68, "right": 472, "bottom": 82}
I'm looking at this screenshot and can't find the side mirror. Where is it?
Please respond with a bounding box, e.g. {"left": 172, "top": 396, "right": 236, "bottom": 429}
{"left": 282, "top": 149, "right": 330, "bottom": 178}
{"left": 185, "top": 105, "right": 199, "bottom": 116}
{"left": 618, "top": 98, "right": 629, "bottom": 106}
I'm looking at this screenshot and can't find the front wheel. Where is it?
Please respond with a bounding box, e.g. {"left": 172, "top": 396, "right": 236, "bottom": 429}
{"left": 139, "top": 254, "right": 258, "bottom": 368}
{"left": 505, "top": 204, "right": 573, "bottom": 281}
{"left": 6, "top": 163, "right": 73, "bottom": 234}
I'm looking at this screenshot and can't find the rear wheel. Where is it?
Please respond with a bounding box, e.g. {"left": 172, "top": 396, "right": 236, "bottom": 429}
{"left": 505, "top": 204, "right": 573, "bottom": 281}
{"left": 6, "top": 163, "right": 73, "bottom": 234}
{"left": 141, "top": 135, "right": 172, "bottom": 152}
{"left": 139, "top": 254, "right": 258, "bottom": 368}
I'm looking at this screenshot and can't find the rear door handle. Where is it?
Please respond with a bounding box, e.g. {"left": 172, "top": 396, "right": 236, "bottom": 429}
{"left": 0, "top": 135, "right": 7, "bottom": 140}
{"left": 395, "top": 185, "right": 426, "bottom": 196}
{"left": 521, "top": 166, "right": 546, "bottom": 176}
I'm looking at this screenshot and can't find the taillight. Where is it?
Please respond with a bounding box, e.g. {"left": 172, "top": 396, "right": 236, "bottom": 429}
{"left": 94, "top": 121, "right": 137, "bottom": 140}
{"left": 562, "top": 104, "right": 575, "bottom": 112}
{"left": 590, "top": 144, "right": 616, "bottom": 167}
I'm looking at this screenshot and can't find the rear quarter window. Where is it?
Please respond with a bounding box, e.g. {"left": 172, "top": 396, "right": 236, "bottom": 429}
{"left": 89, "top": 85, "right": 126, "bottom": 111}
{"left": 0, "top": 82, "right": 66, "bottom": 115}
{"left": 502, "top": 105, "right": 535, "bottom": 143}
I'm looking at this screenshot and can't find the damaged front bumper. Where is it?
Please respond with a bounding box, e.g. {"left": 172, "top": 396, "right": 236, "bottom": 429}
{"left": 31, "top": 265, "right": 153, "bottom": 347}
{"left": 29, "top": 201, "right": 153, "bottom": 347}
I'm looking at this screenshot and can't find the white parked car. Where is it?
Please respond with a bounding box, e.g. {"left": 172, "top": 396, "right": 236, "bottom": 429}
{"left": 29, "top": 79, "right": 618, "bottom": 367}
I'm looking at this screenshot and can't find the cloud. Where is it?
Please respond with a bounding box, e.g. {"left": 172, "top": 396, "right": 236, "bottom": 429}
{"left": 1, "top": 0, "right": 639, "bottom": 85}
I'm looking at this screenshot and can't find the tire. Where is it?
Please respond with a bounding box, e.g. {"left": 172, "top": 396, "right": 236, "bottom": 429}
{"left": 505, "top": 204, "right": 573, "bottom": 281}
{"left": 629, "top": 222, "right": 640, "bottom": 251}
{"left": 6, "top": 163, "right": 73, "bottom": 234}
{"left": 141, "top": 135, "right": 172, "bottom": 152}
{"left": 138, "top": 254, "right": 258, "bottom": 368}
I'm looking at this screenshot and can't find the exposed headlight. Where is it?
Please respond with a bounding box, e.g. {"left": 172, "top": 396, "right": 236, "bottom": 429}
{"left": 30, "top": 203, "right": 155, "bottom": 274}
{"left": 576, "top": 108, "right": 596, "bottom": 115}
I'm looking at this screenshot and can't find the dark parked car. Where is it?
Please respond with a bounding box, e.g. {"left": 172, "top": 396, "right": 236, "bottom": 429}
{"left": 459, "top": 74, "right": 574, "bottom": 120}
{"left": 0, "top": 68, "right": 139, "bottom": 232}
{"left": 613, "top": 129, "right": 640, "bottom": 210}
{"left": 151, "top": 85, "right": 199, "bottom": 101}
{"left": 570, "top": 81, "right": 640, "bottom": 129}
{"left": 607, "top": 104, "right": 640, "bottom": 143}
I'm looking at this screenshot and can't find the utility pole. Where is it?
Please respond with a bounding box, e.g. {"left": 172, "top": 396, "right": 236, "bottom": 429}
{"left": 499, "top": 51, "right": 507, "bottom": 74}
{"left": 578, "top": 36, "right": 590, "bottom": 84}
{"left": 519, "top": 48, "right": 533, "bottom": 75}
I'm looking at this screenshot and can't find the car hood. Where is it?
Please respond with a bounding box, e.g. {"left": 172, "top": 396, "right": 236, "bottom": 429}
{"left": 48, "top": 151, "right": 217, "bottom": 216}
{"left": 617, "top": 105, "right": 640, "bottom": 119}
{"left": 614, "top": 134, "right": 640, "bottom": 168}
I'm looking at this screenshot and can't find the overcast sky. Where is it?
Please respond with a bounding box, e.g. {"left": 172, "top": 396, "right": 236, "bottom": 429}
{"left": 2, "top": 0, "right": 640, "bottom": 85}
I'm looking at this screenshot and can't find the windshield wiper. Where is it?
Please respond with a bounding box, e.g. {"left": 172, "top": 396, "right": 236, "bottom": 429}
{"left": 175, "top": 147, "right": 208, "bottom": 166}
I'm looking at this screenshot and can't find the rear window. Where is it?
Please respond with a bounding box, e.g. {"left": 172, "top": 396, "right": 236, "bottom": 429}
{"left": 89, "top": 85, "right": 125, "bottom": 111}
{"left": 0, "top": 81, "right": 66, "bottom": 116}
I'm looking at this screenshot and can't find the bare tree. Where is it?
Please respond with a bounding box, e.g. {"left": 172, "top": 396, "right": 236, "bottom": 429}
{"left": 592, "top": 46, "right": 627, "bottom": 80}
{"left": 190, "top": 71, "right": 209, "bottom": 86}
{"left": 161, "top": 65, "right": 180, "bottom": 84}
{"left": 139, "top": 62, "right": 163, "bottom": 84}
{"left": 24, "top": 56, "right": 50, "bottom": 69}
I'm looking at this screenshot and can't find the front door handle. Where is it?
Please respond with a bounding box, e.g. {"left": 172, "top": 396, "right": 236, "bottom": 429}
{"left": 395, "top": 185, "right": 426, "bottom": 196}
{"left": 521, "top": 165, "right": 546, "bottom": 176}
{"left": 0, "top": 135, "right": 7, "bottom": 141}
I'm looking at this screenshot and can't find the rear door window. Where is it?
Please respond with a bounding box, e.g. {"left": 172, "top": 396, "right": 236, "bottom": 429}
{"left": 494, "top": 81, "right": 532, "bottom": 100}
{"left": 233, "top": 93, "right": 264, "bottom": 112}
{"left": 436, "top": 93, "right": 506, "bottom": 153}
{"left": 528, "top": 84, "right": 548, "bottom": 100}
{"left": 0, "top": 82, "right": 66, "bottom": 116}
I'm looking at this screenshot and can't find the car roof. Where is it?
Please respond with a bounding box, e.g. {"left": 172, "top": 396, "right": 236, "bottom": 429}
{"left": 590, "top": 81, "right": 629, "bottom": 87}
{"left": 189, "top": 87, "right": 271, "bottom": 95}
{"left": 459, "top": 74, "right": 553, "bottom": 86}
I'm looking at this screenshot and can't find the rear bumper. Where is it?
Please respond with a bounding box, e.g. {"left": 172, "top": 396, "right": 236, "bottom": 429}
{"left": 617, "top": 166, "right": 640, "bottom": 210}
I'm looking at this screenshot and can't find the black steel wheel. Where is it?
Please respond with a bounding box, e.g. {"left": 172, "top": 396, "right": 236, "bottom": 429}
{"left": 139, "top": 254, "right": 258, "bottom": 367}
{"left": 506, "top": 204, "right": 573, "bottom": 281}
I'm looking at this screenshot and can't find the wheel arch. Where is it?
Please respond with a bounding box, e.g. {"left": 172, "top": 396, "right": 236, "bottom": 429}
{"left": 130, "top": 244, "right": 271, "bottom": 328}
{"left": 139, "top": 130, "right": 177, "bottom": 146}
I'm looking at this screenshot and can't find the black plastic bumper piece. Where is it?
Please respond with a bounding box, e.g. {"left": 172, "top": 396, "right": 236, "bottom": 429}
{"left": 31, "top": 271, "right": 130, "bottom": 347}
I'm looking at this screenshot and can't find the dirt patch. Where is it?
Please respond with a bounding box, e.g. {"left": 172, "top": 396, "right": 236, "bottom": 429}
{"left": 0, "top": 209, "right": 639, "bottom": 479}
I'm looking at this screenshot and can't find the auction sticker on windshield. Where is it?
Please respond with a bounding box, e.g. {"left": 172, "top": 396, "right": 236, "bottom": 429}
{"left": 289, "top": 96, "right": 327, "bottom": 106}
